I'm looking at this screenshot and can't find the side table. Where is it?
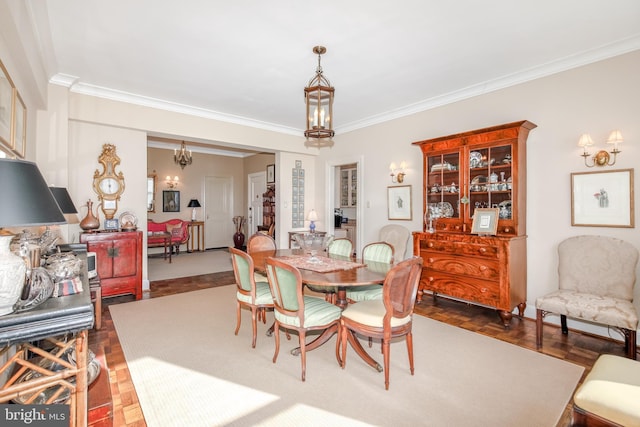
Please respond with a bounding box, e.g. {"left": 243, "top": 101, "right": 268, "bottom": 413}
{"left": 187, "top": 221, "right": 205, "bottom": 252}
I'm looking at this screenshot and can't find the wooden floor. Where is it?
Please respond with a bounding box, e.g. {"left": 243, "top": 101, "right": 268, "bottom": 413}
{"left": 88, "top": 272, "right": 634, "bottom": 427}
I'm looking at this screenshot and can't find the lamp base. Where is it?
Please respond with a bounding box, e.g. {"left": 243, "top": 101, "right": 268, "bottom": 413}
{"left": 309, "top": 221, "right": 316, "bottom": 233}
{"left": 191, "top": 208, "right": 197, "bottom": 221}
{"left": 0, "top": 234, "right": 26, "bottom": 316}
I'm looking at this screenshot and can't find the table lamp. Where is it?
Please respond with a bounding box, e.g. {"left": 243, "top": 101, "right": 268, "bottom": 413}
{"left": 187, "top": 199, "right": 201, "bottom": 221}
{"left": 0, "top": 159, "right": 66, "bottom": 315}
{"left": 307, "top": 209, "right": 318, "bottom": 233}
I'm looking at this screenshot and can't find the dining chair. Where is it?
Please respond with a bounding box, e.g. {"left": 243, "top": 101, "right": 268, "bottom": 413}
{"left": 229, "top": 247, "right": 275, "bottom": 348}
{"left": 246, "top": 233, "right": 277, "bottom": 281}
{"left": 379, "top": 224, "right": 411, "bottom": 260}
{"left": 339, "top": 256, "right": 423, "bottom": 390}
{"left": 306, "top": 238, "right": 354, "bottom": 304}
{"left": 265, "top": 257, "right": 342, "bottom": 381}
{"left": 346, "top": 241, "right": 394, "bottom": 302}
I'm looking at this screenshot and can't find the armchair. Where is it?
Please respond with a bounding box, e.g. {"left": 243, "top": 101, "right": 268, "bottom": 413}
{"left": 536, "top": 235, "right": 639, "bottom": 359}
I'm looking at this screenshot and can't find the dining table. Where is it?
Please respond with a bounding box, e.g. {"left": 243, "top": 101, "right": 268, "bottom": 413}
{"left": 249, "top": 248, "right": 390, "bottom": 372}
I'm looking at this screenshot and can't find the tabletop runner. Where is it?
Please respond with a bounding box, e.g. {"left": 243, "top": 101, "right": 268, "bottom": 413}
{"left": 278, "top": 255, "right": 365, "bottom": 273}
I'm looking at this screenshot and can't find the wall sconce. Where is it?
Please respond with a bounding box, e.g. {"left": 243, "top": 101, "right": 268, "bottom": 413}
{"left": 390, "top": 162, "right": 407, "bottom": 183}
{"left": 578, "top": 130, "right": 623, "bottom": 167}
{"left": 165, "top": 175, "right": 179, "bottom": 188}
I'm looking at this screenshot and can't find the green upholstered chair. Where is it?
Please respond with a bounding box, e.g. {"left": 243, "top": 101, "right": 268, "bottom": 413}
{"left": 346, "top": 241, "right": 394, "bottom": 302}
{"left": 266, "top": 257, "right": 342, "bottom": 381}
{"left": 230, "top": 247, "right": 274, "bottom": 348}
{"left": 306, "top": 238, "right": 354, "bottom": 303}
{"left": 339, "top": 256, "right": 423, "bottom": 390}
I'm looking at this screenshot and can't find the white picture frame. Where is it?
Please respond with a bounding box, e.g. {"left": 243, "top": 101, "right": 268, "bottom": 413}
{"left": 387, "top": 185, "right": 412, "bottom": 220}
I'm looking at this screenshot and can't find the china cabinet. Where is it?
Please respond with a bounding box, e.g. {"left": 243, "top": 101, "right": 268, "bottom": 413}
{"left": 412, "top": 121, "right": 536, "bottom": 326}
{"left": 340, "top": 165, "right": 357, "bottom": 207}
{"left": 262, "top": 186, "right": 276, "bottom": 229}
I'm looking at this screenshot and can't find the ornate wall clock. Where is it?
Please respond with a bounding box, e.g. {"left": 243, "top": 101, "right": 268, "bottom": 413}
{"left": 92, "top": 143, "right": 125, "bottom": 220}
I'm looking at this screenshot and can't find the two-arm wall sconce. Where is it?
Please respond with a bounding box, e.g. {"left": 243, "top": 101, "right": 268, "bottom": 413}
{"left": 390, "top": 162, "right": 407, "bottom": 183}
{"left": 578, "top": 130, "right": 623, "bottom": 167}
{"left": 165, "top": 175, "right": 179, "bottom": 188}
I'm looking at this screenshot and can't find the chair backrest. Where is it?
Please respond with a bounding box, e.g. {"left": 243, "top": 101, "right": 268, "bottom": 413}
{"left": 265, "top": 257, "right": 305, "bottom": 325}
{"left": 328, "top": 238, "right": 353, "bottom": 258}
{"left": 558, "top": 235, "right": 639, "bottom": 300}
{"left": 247, "top": 233, "right": 277, "bottom": 254}
{"left": 229, "top": 247, "right": 258, "bottom": 295}
{"left": 379, "top": 224, "right": 411, "bottom": 260}
{"left": 362, "top": 241, "right": 394, "bottom": 264}
{"left": 382, "top": 256, "right": 424, "bottom": 323}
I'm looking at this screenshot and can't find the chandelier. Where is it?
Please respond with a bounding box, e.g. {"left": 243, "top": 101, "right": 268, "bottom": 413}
{"left": 174, "top": 141, "right": 193, "bottom": 169}
{"left": 304, "top": 46, "right": 335, "bottom": 148}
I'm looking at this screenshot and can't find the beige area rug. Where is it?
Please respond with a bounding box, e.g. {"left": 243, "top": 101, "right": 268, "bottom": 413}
{"left": 147, "top": 249, "right": 232, "bottom": 281}
{"left": 110, "top": 286, "right": 584, "bottom": 427}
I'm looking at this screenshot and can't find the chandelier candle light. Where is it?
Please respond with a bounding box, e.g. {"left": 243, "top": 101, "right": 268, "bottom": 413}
{"left": 174, "top": 141, "right": 193, "bottom": 169}
{"left": 304, "top": 46, "right": 335, "bottom": 148}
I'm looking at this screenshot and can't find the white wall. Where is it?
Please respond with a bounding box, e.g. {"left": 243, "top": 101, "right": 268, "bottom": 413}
{"left": 315, "top": 50, "right": 640, "bottom": 338}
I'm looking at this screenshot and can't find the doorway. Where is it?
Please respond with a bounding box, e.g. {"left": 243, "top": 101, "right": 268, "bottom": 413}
{"left": 204, "top": 176, "right": 234, "bottom": 248}
{"left": 248, "top": 172, "right": 267, "bottom": 236}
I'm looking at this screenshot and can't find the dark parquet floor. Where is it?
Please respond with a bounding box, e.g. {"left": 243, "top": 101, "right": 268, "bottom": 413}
{"left": 88, "top": 271, "right": 634, "bottom": 427}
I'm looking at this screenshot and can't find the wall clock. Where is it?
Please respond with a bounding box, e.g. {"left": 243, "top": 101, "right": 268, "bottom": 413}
{"left": 92, "top": 143, "right": 125, "bottom": 220}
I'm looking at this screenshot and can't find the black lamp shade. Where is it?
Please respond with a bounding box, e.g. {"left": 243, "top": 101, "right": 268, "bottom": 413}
{"left": 49, "top": 187, "right": 78, "bottom": 214}
{"left": 187, "top": 199, "right": 201, "bottom": 208}
{"left": 0, "top": 159, "right": 66, "bottom": 227}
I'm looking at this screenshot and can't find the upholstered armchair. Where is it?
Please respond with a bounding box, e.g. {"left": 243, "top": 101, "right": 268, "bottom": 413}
{"left": 536, "top": 235, "right": 639, "bottom": 359}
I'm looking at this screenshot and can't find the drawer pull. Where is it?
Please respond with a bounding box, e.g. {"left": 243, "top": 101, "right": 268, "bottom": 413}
{"left": 478, "top": 247, "right": 487, "bottom": 254}
{"left": 480, "top": 287, "right": 487, "bottom": 293}
{"left": 504, "top": 227, "right": 511, "bottom": 233}
{"left": 428, "top": 258, "right": 435, "bottom": 263}
{"left": 479, "top": 265, "right": 487, "bottom": 271}
{"left": 428, "top": 277, "right": 434, "bottom": 282}
{"left": 428, "top": 242, "right": 434, "bottom": 248}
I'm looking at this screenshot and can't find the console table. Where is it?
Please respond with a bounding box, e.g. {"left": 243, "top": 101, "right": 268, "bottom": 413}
{"left": 187, "top": 221, "right": 205, "bottom": 252}
{"left": 0, "top": 261, "right": 94, "bottom": 427}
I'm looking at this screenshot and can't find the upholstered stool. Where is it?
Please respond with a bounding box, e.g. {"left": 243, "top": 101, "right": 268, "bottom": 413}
{"left": 572, "top": 354, "right": 640, "bottom": 426}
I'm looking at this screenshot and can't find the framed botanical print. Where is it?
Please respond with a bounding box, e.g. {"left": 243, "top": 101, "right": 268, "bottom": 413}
{"left": 0, "top": 60, "right": 12, "bottom": 149}
{"left": 387, "top": 185, "right": 412, "bottom": 220}
{"left": 571, "top": 169, "right": 634, "bottom": 228}
{"left": 11, "top": 89, "right": 26, "bottom": 158}
{"left": 266, "top": 164, "right": 275, "bottom": 184}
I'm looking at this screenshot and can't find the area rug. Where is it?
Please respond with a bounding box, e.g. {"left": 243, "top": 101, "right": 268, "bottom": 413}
{"left": 148, "top": 249, "right": 232, "bottom": 281}
{"left": 110, "top": 286, "right": 584, "bottom": 427}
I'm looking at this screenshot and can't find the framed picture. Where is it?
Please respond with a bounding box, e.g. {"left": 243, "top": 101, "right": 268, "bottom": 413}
{"left": 104, "top": 218, "right": 119, "bottom": 231}
{"left": 471, "top": 208, "right": 499, "bottom": 235}
{"left": 11, "top": 89, "right": 26, "bottom": 158}
{"left": 387, "top": 185, "right": 412, "bottom": 220}
{"left": 163, "top": 190, "right": 180, "bottom": 212}
{"left": 0, "top": 60, "right": 13, "bottom": 149}
{"left": 266, "top": 164, "right": 275, "bottom": 184}
{"left": 571, "top": 168, "right": 634, "bottom": 228}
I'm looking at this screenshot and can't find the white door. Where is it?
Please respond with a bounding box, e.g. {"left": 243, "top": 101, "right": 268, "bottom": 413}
{"left": 204, "top": 176, "right": 233, "bottom": 248}
{"left": 248, "top": 172, "right": 267, "bottom": 236}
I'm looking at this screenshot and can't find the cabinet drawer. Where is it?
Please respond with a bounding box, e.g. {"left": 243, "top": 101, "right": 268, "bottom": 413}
{"left": 420, "top": 240, "right": 499, "bottom": 259}
{"left": 421, "top": 271, "right": 500, "bottom": 306}
{"left": 421, "top": 253, "right": 500, "bottom": 280}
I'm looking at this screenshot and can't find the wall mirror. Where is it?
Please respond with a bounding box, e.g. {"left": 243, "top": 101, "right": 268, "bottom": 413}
{"left": 147, "top": 171, "right": 157, "bottom": 212}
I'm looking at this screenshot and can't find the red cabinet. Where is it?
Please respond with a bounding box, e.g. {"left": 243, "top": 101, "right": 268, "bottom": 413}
{"left": 80, "top": 231, "right": 142, "bottom": 299}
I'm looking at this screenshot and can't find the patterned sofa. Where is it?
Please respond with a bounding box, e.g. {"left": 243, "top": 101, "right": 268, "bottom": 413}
{"left": 147, "top": 219, "right": 189, "bottom": 255}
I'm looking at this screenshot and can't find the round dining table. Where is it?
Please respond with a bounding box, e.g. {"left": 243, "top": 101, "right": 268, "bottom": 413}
{"left": 249, "top": 248, "right": 389, "bottom": 371}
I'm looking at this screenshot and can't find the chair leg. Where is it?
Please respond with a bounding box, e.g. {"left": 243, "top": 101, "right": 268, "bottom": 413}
{"left": 625, "top": 328, "right": 637, "bottom": 360}
{"left": 340, "top": 320, "right": 347, "bottom": 369}
{"left": 299, "top": 330, "right": 307, "bottom": 382}
{"left": 250, "top": 307, "right": 258, "bottom": 348}
{"left": 536, "top": 309, "right": 543, "bottom": 349}
{"left": 234, "top": 302, "right": 242, "bottom": 336}
{"left": 561, "top": 314, "right": 568, "bottom": 334}
{"left": 272, "top": 321, "right": 280, "bottom": 363}
{"left": 406, "top": 331, "right": 414, "bottom": 376}
{"left": 382, "top": 338, "right": 391, "bottom": 390}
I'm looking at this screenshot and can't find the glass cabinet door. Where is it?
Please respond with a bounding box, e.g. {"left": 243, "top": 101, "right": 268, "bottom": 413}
{"left": 467, "top": 145, "right": 512, "bottom": 221}
{"left": 426, "top": 151, "right": 461, "bottom": 230}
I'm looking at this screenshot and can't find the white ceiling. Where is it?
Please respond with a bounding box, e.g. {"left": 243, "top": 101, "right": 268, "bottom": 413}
{"left": 30, "top": 0, "right": 640, "bottom": 139}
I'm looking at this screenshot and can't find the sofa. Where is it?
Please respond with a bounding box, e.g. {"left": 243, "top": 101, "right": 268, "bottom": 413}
{"left": 147, "top": 219, "right": 189, "bottom": 255}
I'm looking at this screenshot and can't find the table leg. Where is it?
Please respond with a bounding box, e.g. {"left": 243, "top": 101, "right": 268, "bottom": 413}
{"left": 344, "top": 329, "right": 383, "bottom": 372}
{"left": 335, "top": 286, "right": 348, "bottom": 309}
{"left": 290, "top": 323, "right": 338, "bottom": 356}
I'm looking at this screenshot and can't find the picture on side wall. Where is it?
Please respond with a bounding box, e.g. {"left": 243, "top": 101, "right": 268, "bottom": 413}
{"left": 387, "top": 185, "right": 412, "bottom": 220}
{"left": 163, "top": 190, "right": 180, "bottom": 212}
{"left": 571, "top": 168, "right": 634, "bottom": 228}
{"left": 267, "top": 164, "right": 275, "bottom": 184}
{"left": 0, "top": 60, "right": 13, "bottom": 149}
